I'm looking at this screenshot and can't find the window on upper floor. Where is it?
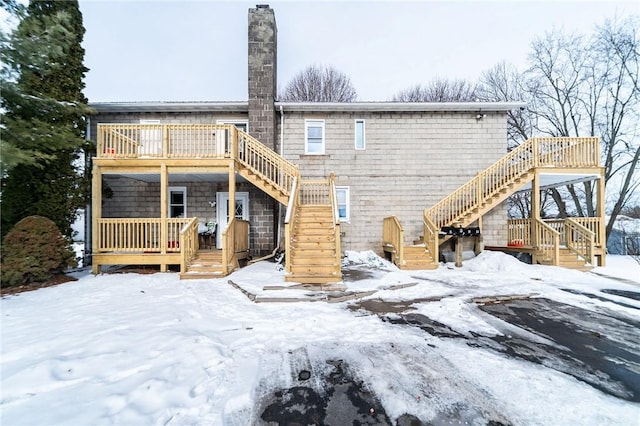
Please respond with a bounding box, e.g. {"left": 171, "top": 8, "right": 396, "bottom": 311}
{"left": 336, "top": 186, "right": 350, "bottom": 221}
{"left": 305, "top": 119, "right": 325, "bottom": 155}
{"left": 354, "top": 119, "right": 365, "bottom": 150}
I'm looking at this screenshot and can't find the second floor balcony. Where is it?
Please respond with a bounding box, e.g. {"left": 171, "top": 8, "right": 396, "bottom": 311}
{"left": 97, "top": 123, "right": 242, "bottom": 159}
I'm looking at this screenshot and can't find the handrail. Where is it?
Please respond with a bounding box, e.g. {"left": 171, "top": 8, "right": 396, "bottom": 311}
{"left": 571, "top": 217, "right": 603, "bottom": 248}
{"left": 221, "top": 218, "right": 250, "bottom": 275}
{"left": 565, "top": 218, "right": 595, "bottom": 265}
{"left": 284, "top": 177, "right": 298, "bottom": 225}
{"left": 534, "top": 218, "right": 560, "bottom": 265}
{"left": 382, "top": 216, "right": 404, "bottom": 266}
{"left": 425, "top": 137, "right": 600, "bottom": 230}
{"left": 329, "top": 174, "right": 342, "bottom": 267}
{"left": 422, "top": 212, "right": 439, "bottom": 263}
{"left": 179, "top": 217, "right": 199, "bottom": 273}
{"left": 284, "top": 179, "right": 300, "bottom": 275}
{"left": 221, "top": 217, "right": 236, "bottom": 275}
{"left": 236, "top": 129, "right": 300, "bottom": 199}
{"left": 329, "top": 174, "right": 340, "bottom": 225}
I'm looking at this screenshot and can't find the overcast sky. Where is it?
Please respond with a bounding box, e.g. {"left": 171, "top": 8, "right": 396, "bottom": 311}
{"left": 78, "top": 0, "right": 638, "bottom": 102}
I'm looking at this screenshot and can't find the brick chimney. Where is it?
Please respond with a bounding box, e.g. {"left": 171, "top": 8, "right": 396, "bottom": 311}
{"left": 248, "top": 5, "right": 277, "bottom": 149}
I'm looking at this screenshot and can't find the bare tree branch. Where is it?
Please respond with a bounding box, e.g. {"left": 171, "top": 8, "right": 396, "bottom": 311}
{"left": 391, "top": 78, "right": 478, "bottom": 102}
{"left": 279, "top": 64, "right": 357, "bottom": 102}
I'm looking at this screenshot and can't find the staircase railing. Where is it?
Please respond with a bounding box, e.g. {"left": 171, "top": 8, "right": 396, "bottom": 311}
{"left": 564, "top": 219, "right": 595, "bottom": 265}
{"left": 425, "top": 137, "right": 600, "bottom": 230}
{"left": 179, "top": 217, "right": 199, "bottom": 273}
{"left": 236, "top": 129, "right": 300, "bottom": 200}
{"left": 284, "top": 177, "right": 299, "bottom": 275}
{"left": 221, "top": 218, "right": 250, "bottom": 275}
{"left": 423, "top": 213, "right": 439, "bottom": 263}
{"left": 329, "top": 175, "right": 342, "bottom": 268}
{"left": 382, "top": 216, "right": 404, "bottom": 265}
{"left": 534, "top": 219, "right": 560, "bottom": 265}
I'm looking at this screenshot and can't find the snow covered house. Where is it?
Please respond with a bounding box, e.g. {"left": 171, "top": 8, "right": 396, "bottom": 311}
{"left": 87, "top": 5, "right": 607, "bottom": 282}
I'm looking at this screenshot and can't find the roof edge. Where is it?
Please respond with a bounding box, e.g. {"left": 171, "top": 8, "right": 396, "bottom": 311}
{"left": 88, "top": 101, "right": 249, "bottom": 113}
{"left": 275, "top": 101, "right": 526, "bottom": 112}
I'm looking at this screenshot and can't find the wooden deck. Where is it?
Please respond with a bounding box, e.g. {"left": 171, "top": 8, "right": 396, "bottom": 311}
{"left": 384, "top": 137, "right": 606, "bottom": 271}
{"left": 92, "top": 123, "right": 341, "bottom": 283}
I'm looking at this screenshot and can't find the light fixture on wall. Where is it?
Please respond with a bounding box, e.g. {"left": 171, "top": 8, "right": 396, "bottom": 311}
{"left": 476, "top": 112, "right": 486, "bottom": 121}
{"left": 209, "top": 201, "right": 216, "bottom": 208}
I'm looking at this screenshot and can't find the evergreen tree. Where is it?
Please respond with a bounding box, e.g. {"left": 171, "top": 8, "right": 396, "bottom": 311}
{"left": 1, "top": 0, "right": 91, "bottom": 239}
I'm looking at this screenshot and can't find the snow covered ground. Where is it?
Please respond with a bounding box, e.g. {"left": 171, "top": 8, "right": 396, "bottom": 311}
{"left": 1, "top": 252, "right": 639, "bottom": 425}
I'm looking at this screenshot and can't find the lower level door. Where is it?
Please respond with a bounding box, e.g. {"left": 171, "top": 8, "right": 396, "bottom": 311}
{"left": 216, "top": 192, "right": 249, "bottom": 248}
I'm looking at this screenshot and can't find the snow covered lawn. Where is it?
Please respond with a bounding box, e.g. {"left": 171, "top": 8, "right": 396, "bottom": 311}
{"left": 1, "top": 252, "right": 638, "bottom": 425}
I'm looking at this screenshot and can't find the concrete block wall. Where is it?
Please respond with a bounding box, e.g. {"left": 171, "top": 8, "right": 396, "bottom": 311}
{"left": 277, "top": 110, "right": 509, "bottom": 253}
{"left": 248, "top": 6, "right": 277, "bottom": 150}
{"left": 101, "top": 176, "right": 275, "bottom": 257}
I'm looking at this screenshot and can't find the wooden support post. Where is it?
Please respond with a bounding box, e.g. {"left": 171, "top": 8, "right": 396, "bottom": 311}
{"left": 91, "top": 165, "right": 102, "bottom": 274}
{"left": 229, "top": 162, "right": 236, "bottom": 221}
{"left": 531, "top": 171, "right": 540, "bottom": 247}
{"left": 597, "top": 170, "right": 606, "bottom": 266}
{"left": 455, "top": 236, "right": 463, "bottom": 268}
{"left": 162, "top": 125, "right": 169, "bottom": 158}
{"left": 474, "top": 216, "right": 483, "bottom": 255}
{"left": 160, "top": 163, "right": 168, "bottom": 272}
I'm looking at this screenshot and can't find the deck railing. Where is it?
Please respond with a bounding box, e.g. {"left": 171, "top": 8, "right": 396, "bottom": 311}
{"left": 507, "top": 218, "right": 533, "bottom": 246}
{"left": 382, "top": 216, "right": 404, "bottom": 265}
{"left": 221, "top": 218, "right": 249, "bottom": 275}
{"left": 180, "top": 218, "right": 199, "bottom": 273}
{"left": 97, "top": 124, "right": 238, "bottom": 159}
{"left": 425, "top": 137, "right": 600, "bottom": 230}
{"left": 299, "top": 180, "right": 331, "bottom": 205}
{"left": 97, "top": 218, "right": 191, "bottom": 252}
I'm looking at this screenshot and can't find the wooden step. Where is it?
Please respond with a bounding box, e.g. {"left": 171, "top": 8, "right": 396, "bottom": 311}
{"left": 285, "top": 272, "right": 342, "bottom": 284}
{"left": 290, "top": 256, "right": 338, "bottom": 266}
{"left": 180, "top": 271, "right": 224, "bottom": 280}
{"left": 292, "top": 234, "right": 336, "bottom": 243}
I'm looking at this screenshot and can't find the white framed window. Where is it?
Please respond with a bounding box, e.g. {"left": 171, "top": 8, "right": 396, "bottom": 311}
{"left": 336, "top": 186, "right": 350, "bottom": 222}
{"left": 216, "top": 120, "right": 248, "bottom": 132}
{"left": 168, "top": 186, "right": 187, "bottom": 218}
{"left": 216, "top": 120, "right": 249, "bottom": 154}
{"left": 354, "top": 119, "right": 365, "bottom": 150}
{"left": 305, "top": 119, "right": 325, "bottom": 155}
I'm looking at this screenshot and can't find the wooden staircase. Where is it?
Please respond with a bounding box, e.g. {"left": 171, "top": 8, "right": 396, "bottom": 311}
{"left": 288, "top": 204, "right": 342, "bottom": 283}
{"left": 401, "top": 246, "right": 436, "bottom": 270}
{"left": 385, "top": 137, "right": 602, "bottom": 271}
{"left": 234, "top": 130, "right": 299, "bottom": 206}
{"left": 180, "top": 250, "right": 225, "bottom": 279}
{"left": 537, "top": 248, "right": 593, "bottom": 271}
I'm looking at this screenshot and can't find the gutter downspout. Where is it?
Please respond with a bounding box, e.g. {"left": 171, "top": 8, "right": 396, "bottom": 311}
{"left": 278, "top": 104, "right": 284, "bottom": 248}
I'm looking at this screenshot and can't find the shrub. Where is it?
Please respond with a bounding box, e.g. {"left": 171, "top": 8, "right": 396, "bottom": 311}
{"left": 1, "top": 216, "right": 77, "bottom": 287}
